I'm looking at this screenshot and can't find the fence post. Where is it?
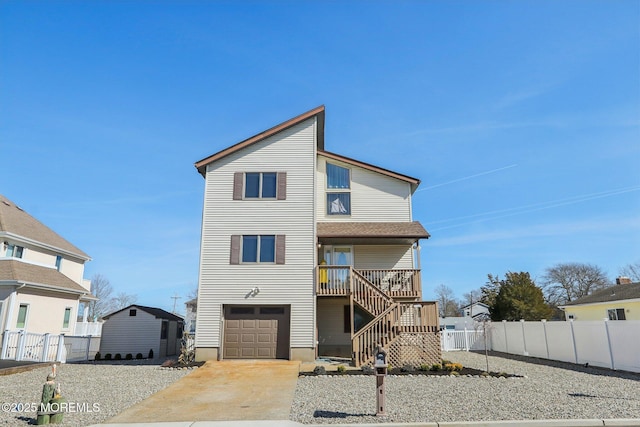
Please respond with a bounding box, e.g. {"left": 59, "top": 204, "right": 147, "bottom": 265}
{"left": 0, "top": 330, "right": 10, "bottom": 359}
{"left": 85, "top": 336, "right": 91, "bottom": 361}
{"left": 520, "top": 319, "right": 529, "bottom": 356}
{"left": 41, "top": 334, "right": 51, "bottom": 362}
{"left": 502, "top": 320, "right": 508, "bottom": 354}
{"left": 569, "top": 320, "right": 578, "bottom": 364}
{"left": 541, "top": 320, "right": 550, "bottom": 360}
{"left": 464, "top": 326, "right": 470, "bottom": 351}
{"left": 16, "top": 330, "right": 27, "bottom": 361}
{"left": 603, "top": 319, "right": 615, "bottom": 370}
{"left": 56, "top": 335, "right": 65, "bottom": 363}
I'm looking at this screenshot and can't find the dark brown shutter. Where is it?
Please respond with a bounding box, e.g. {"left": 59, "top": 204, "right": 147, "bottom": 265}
{"left": 230, "top": 235, "right": 241, "bottom": 264}
{"left": 233, "top": 172, "right": 243, "bottom": 200}
{"left": 277, "top": 172, "right": 286, "bottom": 200}
{"left": 275, "top": 235, "right": 285, "bottom": 264}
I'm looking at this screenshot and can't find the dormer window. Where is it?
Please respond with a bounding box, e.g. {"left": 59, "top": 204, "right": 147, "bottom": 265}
{"left": 326, "top": 163, "right": 351, "bottom": 215}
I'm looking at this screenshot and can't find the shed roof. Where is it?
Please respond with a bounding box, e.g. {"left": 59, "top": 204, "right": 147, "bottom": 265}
{"left": 561, "top": 281, "right": 640, "bottom": 306}
{"left": 103, "top": 304, "right": 184, "bottom": 322}
{"left": 0, "top": 194, "right": 90, "bottom": 259}
{"left": 0, "top": 259, "right": 92, "bottom": 296}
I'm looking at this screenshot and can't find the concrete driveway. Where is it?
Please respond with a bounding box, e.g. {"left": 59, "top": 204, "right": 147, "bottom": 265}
{"left": 106, "top": 360, "right": 300, "bottom": 423}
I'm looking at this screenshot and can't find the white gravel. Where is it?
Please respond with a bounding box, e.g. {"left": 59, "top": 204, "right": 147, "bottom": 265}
{"left": 290, "top": 351, "right": 640, "bottom": 424}
{"left": 0, "top": 361, "right": 191, "bottom": 426}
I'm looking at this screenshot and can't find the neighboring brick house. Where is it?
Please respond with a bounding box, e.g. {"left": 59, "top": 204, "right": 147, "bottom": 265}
{"left": 194, "top": 106, "right": 440, "bottom": 366}
{"left": 0, "top": 194, "right": 94, "bottom": 336}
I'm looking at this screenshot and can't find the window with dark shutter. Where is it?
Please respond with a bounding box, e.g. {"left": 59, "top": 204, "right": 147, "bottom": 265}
{"left": 230, "top": 235, "right": 241, "bottom": 264}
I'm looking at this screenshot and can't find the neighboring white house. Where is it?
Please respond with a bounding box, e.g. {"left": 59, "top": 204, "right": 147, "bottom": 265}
{"left": 193, "top": 106, "right": 440, "bottom": 367}
{"left": 99, "top": 304, "right": 184, "bottom": 359}
{"left": 440, "top": 302, "right": 491, "bottom": 330}
{"left": 0, "top": 194, "right": 95, "bottom": 337}
{"left": 185, "top": 298, "right": 197, "bottom": 333}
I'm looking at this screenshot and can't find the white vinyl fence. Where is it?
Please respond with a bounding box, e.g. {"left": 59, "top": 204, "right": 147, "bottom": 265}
{"left": 441, "top": 320, "right": 640, "bottom": 373}
{"left": 1, "top": 331, "right": 102, "bottom": 363}
{"left": 1, "top": 330, "right": 65, "bottom": 362}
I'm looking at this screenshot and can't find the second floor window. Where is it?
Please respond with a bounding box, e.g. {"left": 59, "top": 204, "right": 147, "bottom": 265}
{"left": 5, "top": 244, "right": 24, "bottom": 258}
{"left": 242, "top": 235, "right": 275, "bottom": 263}
{"left": 326, "top": 163, "right": 351, "bottom": 215}
{"left": 233, "top": 172, "right": 287, "bottom": 200}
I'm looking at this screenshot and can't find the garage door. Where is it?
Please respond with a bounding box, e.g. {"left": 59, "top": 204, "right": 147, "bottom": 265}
{"left": 223, "top": 305, "right": 290, "bottom": 359}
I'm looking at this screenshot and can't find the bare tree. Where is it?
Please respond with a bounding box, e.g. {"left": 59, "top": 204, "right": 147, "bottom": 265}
{"left": 111, "top": 292, "right": 138, "bottom": 310}
{"left": 88, "top": 274, "right": 114, "bottom": 320}
{"left": 542, "top": 262, "right": 610, "bottom": 306}
{"left": 619, "top": 261, "right": 640, "bottom": 282}
{"left": 434, "top": 284, "right": 460, "bottom": 317}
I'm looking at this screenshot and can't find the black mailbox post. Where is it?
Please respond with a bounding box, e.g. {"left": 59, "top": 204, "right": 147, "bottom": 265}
{"left": 373, "top": 344, "right": 388, "bottom": 416}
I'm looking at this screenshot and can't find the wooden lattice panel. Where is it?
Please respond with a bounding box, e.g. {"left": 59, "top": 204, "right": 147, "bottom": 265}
{"left": 387, "top": 332, "right": 442, "bottom": 368}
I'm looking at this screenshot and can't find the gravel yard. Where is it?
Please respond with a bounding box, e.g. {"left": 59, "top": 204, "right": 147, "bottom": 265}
{"left": 0, "top": 361, "right": 191, "bottom": 427}
{"left": 290, "top": 351, "right": 640, "bottom": 424}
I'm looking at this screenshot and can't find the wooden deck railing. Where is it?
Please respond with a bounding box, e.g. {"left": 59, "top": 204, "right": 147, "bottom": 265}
{"left": 316, "top": 266, "right": 421, "bottom": 298}
{"left": 351, "top": 269, "right": 394, "bottom": 317}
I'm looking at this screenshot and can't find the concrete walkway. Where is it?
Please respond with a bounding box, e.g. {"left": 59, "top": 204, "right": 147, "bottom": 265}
{"left": 106, "top": 360, "right": 300, "bottom": 423}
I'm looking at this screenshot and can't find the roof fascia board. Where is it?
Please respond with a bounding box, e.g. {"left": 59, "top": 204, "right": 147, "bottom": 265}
{"left": 318, "top": 150, "right": 421, "bottom": 188}
{"left": 10, "top": 280, "right": 89, "bottom": 297}
{"left": 195, "top": 105, "right": 325, "bottom": 176}
{"left": 560, "top": 298, "right": 640, "bottom": 309}
{"left": 0, "top": 231, "right": 91, "bottom": 262}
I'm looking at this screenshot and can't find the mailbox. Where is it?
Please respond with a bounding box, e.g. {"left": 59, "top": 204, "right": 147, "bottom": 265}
{"left": 373, "top": 344, "right": 387, "bottom": 416}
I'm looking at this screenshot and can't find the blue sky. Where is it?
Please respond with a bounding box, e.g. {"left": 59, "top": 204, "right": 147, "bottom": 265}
{"left": 1, "top": 1, "right": 638, "bottom": 314}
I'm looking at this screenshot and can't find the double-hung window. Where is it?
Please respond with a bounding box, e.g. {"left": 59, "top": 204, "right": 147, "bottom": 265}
{"left": 326, "top": 163, "right": 351, "bottom": 215}
{"left": 62, "top": 307, "right": 72, "bottom": 329}
{"left": 16, "top": 304, "right": 28, "bottom": 328}
{"left": 230, "top": 235, "right": 285, "bottom": 265}
{"left": 233, "top": 172, "right": 286, "bottom": 200}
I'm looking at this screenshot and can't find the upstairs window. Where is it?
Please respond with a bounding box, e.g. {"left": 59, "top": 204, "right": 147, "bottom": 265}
{"left": 6, "top": 244, "right": 24, "bottom": 258}
{"left": 326, "top": 163, "right": 351, "bottom": 215}
{"left": 233, "top": 172, "right": 287, "bottom": 200}
{"left": 230, "top": 235, "right": 285, "bottom": 265}
{"left": 55, "top": 255, "right": 62, "bottom": 271}
{"left": 16, "top": 304, "right": 28, "bottom": 328}
{"left": 327, "top": 163, "right": 350, "bottom": 189}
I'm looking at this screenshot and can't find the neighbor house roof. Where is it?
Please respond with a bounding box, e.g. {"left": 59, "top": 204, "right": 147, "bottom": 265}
{"left": 103, "top": 304, "right": 184, "bottom": 322}
{"left": 561, "top": 282, "right": 640, "bottom": 307}
{"left": 0, "top": 195, "right": 90, "bottom": 260}
{"left": 317, "top": 221, "right": 430, "bottom": 240}
{"left": 195, "top": 105, "right": 326, "bottom": 176}
{"left": 0, "top": 259, "right": 92, "bottom": 296}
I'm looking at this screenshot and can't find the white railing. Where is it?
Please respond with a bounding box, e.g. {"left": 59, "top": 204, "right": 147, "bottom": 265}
{"left": 0, "top": 330, "right": 65, "bottom": 362}
{"left": 64, "top": 335, "right": 100, "bottom": 362}
{"left": 74, "top": 321, "right": 103, "bottom": 336}
{"left": 441, "top": 329, "right": 486, "bottom": 351}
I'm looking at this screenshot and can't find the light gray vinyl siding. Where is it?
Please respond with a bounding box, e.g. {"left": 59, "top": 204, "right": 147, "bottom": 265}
{"left": 316, "top": 156, "right": 412, "bottom": 222}
{"left": 196, "top": 118, "right": 317, "bottom": 350}
{"left": 317, "top": 297, "right": 350, "bottom": 346}
{"left": 99, "top": 310, "right": 161, "bottom": 357}
{"left": 353, "top": 245, "right": 414, "bottom": 270}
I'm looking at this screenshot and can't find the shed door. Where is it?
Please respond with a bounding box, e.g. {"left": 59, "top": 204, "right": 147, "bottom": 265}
{"left": 223, "top": 306, "right": 289, "bottom": 359}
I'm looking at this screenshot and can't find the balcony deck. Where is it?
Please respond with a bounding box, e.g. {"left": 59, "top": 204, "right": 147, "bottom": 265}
{"left": 316, "top": 266, "right": 421, "bottom": 299}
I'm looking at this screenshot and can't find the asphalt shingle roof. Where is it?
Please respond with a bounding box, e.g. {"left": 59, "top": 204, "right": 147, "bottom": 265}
{"left": 0, "top": 259, "right": 90, "bottom": 294}
{"left": 0, "top": 195, "right": 89, "bottom": 259}
{"left": 317, "top": 221, "right": 430, "bottom": 239}
{"left": 562, "top": 281, "right": 640, "bottom": 306}
{"left": 103, "top": 304, "right": 184, "bottom": 321}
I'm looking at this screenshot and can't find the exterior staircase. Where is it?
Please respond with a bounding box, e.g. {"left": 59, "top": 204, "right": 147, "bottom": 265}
{"left": 319, "top": 266, "right": 440, "bottom": 367}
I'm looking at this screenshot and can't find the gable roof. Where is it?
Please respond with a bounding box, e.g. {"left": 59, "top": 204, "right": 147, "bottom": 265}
{"left": 103, "top": 304, "right": 184, "bottom": 321}
{"left": 0, "top": 195, "right": 90, "bottom": 260}
{"left": 561, "top": 282, "right": 640, "bottom": 307}
{"left": 195, "top": 105, "right": 325, "bottom": 176}
{"left": 0, "top": 259, "right": 92, "bottom": 296}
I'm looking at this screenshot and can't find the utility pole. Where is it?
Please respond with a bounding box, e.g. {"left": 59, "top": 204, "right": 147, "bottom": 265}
{"left": 171, "top": 294, "right": 182, "bottom": 314}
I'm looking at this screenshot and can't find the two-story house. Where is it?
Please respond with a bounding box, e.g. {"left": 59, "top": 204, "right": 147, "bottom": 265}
{"left": 0, "top": 195, "right": 94, "bottom": 336}
{"left": 194, "top": 106, "right": 440, "bottom": 367}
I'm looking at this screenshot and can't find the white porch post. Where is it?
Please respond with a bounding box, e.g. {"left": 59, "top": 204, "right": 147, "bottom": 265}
{"left": 4, "top": 291, "right": 17, "bottom": 332}
{"left": 83, "top": 304, "right": 89, "bottom": 322}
